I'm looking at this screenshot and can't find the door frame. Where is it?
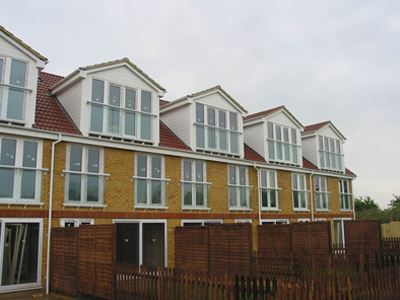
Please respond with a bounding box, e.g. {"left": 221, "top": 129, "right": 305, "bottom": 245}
{"left": 112, "top": 219, "right": 167, "bottom": 267}
{"left": 0, "top": 218, "right": 43, "bottom": 293}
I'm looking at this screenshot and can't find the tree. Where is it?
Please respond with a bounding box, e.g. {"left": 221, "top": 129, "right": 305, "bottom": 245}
{"left": 354, "top": 196, "right": 380, "bottom": 213}
{"left": 388, "top": 194, "right": 400, "bottom": 209}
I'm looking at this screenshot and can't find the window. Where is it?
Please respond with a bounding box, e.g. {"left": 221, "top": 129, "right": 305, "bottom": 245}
{"left": 134, "top": 154, "right": 168, "bottom": 207}
{"left": 60, "top": 219, "right": 94, "bottom": 227}
{"left": 234, "top": 219, "right": 252, "bottom": 223}
{"left": 228, "top": 165, "right": 250, "bottom": 209}
{"left": 182, "top": 160, "right": 208, "bottom": 208}
{"left": 261, "top": 219, "right": 289, "bottom": 225}
{"left": 182, "top": 220, "right": 223, "bottom": 226}
{"left": 259, "top": 169, "right": 279, "bottom": 210}
{"left": 64, "top": 145, "right": 105, "bottom": 205}
{"left": 314, "top": 175, "right": 329, "bottom": 210}
{"left": 292, "top": 173, "right": 308, "bottom": 210}
{"left": 298, "top": 218, "right": 310, "bottom": 223}
{"left": 267, "top": 122, "right": 300, "bottom": 165}
{"left": 89, "top": 78, "right": 153, "bottom": 140}
{"left": 333, "top": 219, "right": 348, "bottom": 245}
{"left": 195, "top": 103, "right": 240, "bottom": 155}
{"left": 0, "top": 58, "right": 28, "bottom": 121}
{"left": 319, "top": 136, "right": 344, "bottom": 171}
{"left": 0, "top": 137, "right": 43, "bottom": 203}
{"left": 0, "top": 219, "right": 43, "bottom": 291}
{"left": 339, "top": 179, "right": 352, "bottom": 211}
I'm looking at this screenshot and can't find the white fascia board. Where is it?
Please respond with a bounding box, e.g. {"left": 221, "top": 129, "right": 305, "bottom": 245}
{"left": 51, "top": 71, "right": 86, "bottom": 95}
{"left": 0, "top": 124, "right": 59, "bottom": 140}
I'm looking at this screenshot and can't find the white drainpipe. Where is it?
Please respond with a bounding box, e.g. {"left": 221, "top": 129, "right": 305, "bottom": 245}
{"left": 309, "top": 172, "right": 314, "bottom": 222}
{"left": 252, "top": 161, "right": 262, "bottom": 225}
{"left": 46, "top": 134, "right": 62, "bottom": 294}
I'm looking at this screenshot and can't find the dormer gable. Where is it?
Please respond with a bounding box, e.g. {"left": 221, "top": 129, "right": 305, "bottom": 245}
{"left": 302, "top": 121, "right": 346, "bottom": 173}
{"left": 51, "top": 58, "right": 165, "bottom": 145}
{"left": 243, "top": 106, "right": 303, "bottom": 166}
{"left": 0, "top": 26, "right": 47, "bottom": 127}
{"left": 160, "top": 86, "right": 247, "bottom": 158}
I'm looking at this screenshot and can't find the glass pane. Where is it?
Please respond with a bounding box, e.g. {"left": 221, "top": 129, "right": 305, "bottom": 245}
{"left": 21, "top": 170, "right": 35, "bottom": 199}
{"left": 91, "top": 79, "right": 104, "bottom": 103}
{"left": 239, "top": 167, "right": 246, "bottom": 185}
{"left": 88, "top": 149, "right": 100, "bottom": 173}
{"left": 275, "top": 125, "right": 282, "bottom": 141}
{"left": 125, "top": 112, "right": 135, "bottom": 136}
{"left": 136, "top": 179, "right": 147, "bottom": 204}
{"left": 330, "top": 139, "right": 335, "bottom": 153}
{"left": 300, "top": 192, "right": 306, "bottom": 208}
{"left": 230, "top": 132, "right": 239, "bottom": 154}
{"left": 183, "top": 160, "right": 192, "bottom": 181}
{"left": 87, "top": 175, "right": 99, "bottom": 202}
{"left": 151, "top": 180, "right": 161, "bottom": 204}
{"left": 109, "top": 85, "right": 121, "bottom": 106}
{"left": 196, "top": 103, "right": 204, "bottom": 123}
{"left": 195, "top": 183, "right": 204, "bottom": 206}
{"left": 284, "top": 143, "right": 290, "bottom": 161}
{"left": 183, "top": 183, "right": 192, "bottom": 206}
{"left": 267, "top": 122, "right": 274, "bottom": 139}
{"left": 208, "top": 127, "right": 216, "bottom": 148}
{"left": 283, "top": 127, "right": 289, "bottom": 142}
{"left": 0, "top": 58, "right": 3, "bottom": 82}
{"left": 261, "top": 189, "right": 268, "bottom": 207}
{"left": 229, "top": 186, "right": 236, "bottom": 207}
{"left": 218, "top": 111, "right": 226, "bottom": 128}
{"left": 0, "top": 168, "right": 14, "bottom": 198}
{"left": 219, "top": 129, "right": 227, "bottom": 150}
{"left": 141, "top": 91, "right": 151, "bottom": 112}
{"left": 268, "top": 140, "right": 275, "bottom": 160}
{"left": 68, "top": 174, "right": 81, "bottom": 201}
{"left": 7, "top": 88, "right": 24, "bottom": 120}
{"left": 140, "top": 114, "right": 151, "bottom": 140}
{"left": 1, "top": 223, "right": 39, "bottom": 285}
{"left": 319, "top": 136, "right": 324, "bottom": 150}
{"left": 292, "top": 174, "right": 298, "bottom": 189}
{"left": 324, "top": 137, "right": 330, "bottom": 152}
{"left": 299, "top": 175, "right": 305, "bottom": 190}
{"left": 228, "top": 166, "right": 236, "bottom": 184}
{"left": 229, "top": 112, "right": 237, "bottom": 130}
{"left": 23, "top": 141, "right": 37, "bottom": 168}
{"left": 240, "top": 187, "right": 247, "bottom": 207}
{"left": 137, "top": 155, "right": 147, "bottom": 177}
{"left": 291, "top": 128, "right": 297, "bottom": 144}
{"left": 108, "top": 108, "right": 120, "bottom": 133}
{"left": 10, "top": 59, "right": 26, "bottom": 87}
{"left": 269, "top": 171, "right": 276, "bottom": 188}
{"left": 207, "top": 108, "right": 215, "bottom": 126}
{"left": 292, "top": 145, "right": 298, "bottom": 164}
{"left": 196, "top": 125, "right": 205, "bottom": 148}
{"left": 69, "top": 146, "right": 82, "bottom": 171}
{"left": 276, "top": 142, "right": 282, "bottom": 160}
{"left": 336, "top": 140, "right": 341, "bottom": 154}
{"left": 90, "top": 104, "right": 103, "bottom": 132}
{"left": 125, "top": 88, "right": 136, "bottom": 109}
{"left": 1, "top": 139, "right": 16, "bottom": 165}
{"left": 195, "top": 161, "right": 203, "bottom": 182}
{"left": 269, "top": 190, "right": 277, "bottom": 208}
{"left": 293, "top": 191, "right": 299, "bottom": 208}
{"left": 260, "top": 170, "right": 267, "bottom": 187}
{"left": 151, "top": 157, "right": 161, "bottom": 178}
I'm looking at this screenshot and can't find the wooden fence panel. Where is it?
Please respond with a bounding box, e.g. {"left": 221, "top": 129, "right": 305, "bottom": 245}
{"left": 381, "top": 221, "right": 400, "bottom": 238}
{"left": 50, "top": 227, "right": 78, "bottom": 297}
{"left": 291, "top": 222, "right": 331, "bottom": 255}
{"left": 345, "top": 220, "right": 381, "bottom": 255}
{"left": 257, "top": 224, "right": 291, "bottom": 254}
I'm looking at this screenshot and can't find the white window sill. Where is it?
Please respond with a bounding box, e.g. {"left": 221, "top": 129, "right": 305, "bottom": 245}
{"left": 316, "top": 209, "right": 331, "bottom": 212}
{"left": 0, "top": 200, "right": 44, "bottom": 207}
{"left": 293, "top": 208, "right": 310, "bottom": 212}
{"left": 229, "top": 208, "right": 252, "bottom": 212}
{"left": 134, "top": 205, "right": 169, "bottom": 210}
{"left": 63, "top": 203, "right": 107, "bottom": 208}
{"left": 261, "top": 208, "right": 281, "bottom": 212}
{"left": 182, "top": 207, "right": 211, "bottom": 211}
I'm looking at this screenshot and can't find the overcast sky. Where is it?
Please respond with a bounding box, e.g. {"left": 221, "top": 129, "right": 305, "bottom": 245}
{"left": 2, "top": 0, "right": 399, "bottom": 207}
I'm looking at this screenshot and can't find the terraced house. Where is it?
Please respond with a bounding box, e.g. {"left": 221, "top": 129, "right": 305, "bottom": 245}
{"left": 0, "top": 25, "right": 355, "bottom": 294}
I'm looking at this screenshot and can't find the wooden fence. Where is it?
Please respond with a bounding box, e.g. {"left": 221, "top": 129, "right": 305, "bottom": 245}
{"left": 382, "top": 221, "right": 400, "bottom": 238}
{"left": 344, "top": 220, "right": 381, "bottom": 254}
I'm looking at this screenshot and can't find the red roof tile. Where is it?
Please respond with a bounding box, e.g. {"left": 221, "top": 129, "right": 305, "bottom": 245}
{"left": 303, "top": 157, "right": 318, "bottom": 170}
{"left": 244, "top": 105, "right": 284, "bottom": 121}
{"left": 35, "top": 72, "right": 80, "bottom": 134}
{"left": 303, "top": 121, "right": 330, "bottom": 133}
{"left": 244, "top": 144, "right": 266, "bottom": 162}
{"left": 159, "top": 121, "right": 190, "bottom": 150}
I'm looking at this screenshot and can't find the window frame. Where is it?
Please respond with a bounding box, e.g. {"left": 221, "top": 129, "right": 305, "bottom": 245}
{"left": 227, "top": 165, "right": 251, "bottom": 210}
{"left": 259, "top": 169, "right": 281, "bottom": 211}
{"left": 314, "top": 175, "right": 330, "bottom": 211}
{"left": 181, "top": 219, "right": 223, "bottom": 226}
{"left": 291, "top": 173, "right": 309, "bottom": 211}
{"left": 60, "top": 218, "right": 95, "bottom": 227}
{"left": 261, "top": 219, "right": 289, "bottom": 225}
{"left": 0, "top": 136, "right": 44, "bottom": 204}
{"left": 64, "top": 144, "right": 107, "bottom": 206}
{"left": 339, "top": 179, "right": 353, "bottom": 211}
{"left": 318, "top": 135, "right": 344, "bottom": 172}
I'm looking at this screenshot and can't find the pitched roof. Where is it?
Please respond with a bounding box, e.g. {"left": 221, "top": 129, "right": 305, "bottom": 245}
{"left": 244, "top": 144, "right": 266, "bottom": 162}
{"left": 302, "top": 157, "right": 318, "bottom": 170}
{"left": 303, "top": 121, "right": 331, "bottom": 133}
{"left": 0, "top": 25, "right": 48, "bottom": 62}
{"left": 159, "top": 121, "right": 190, "bottom": 150}
{"left": 243, "top": 105, "right": 284, "bottom": 121}
{"left": 35, "top": 72, "right": 80, "bottom": 134}
{"left": 160, "top": 99, "right": 170, "bottom": 107}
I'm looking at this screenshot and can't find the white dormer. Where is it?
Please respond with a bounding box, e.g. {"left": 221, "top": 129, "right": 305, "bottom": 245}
{"left": 243, "top": 106, "right": 303, "bottom": 166}
{"left": 302, "top": 121, "right": 346, "bottom": 173}
{"left": 51, "top": 58, "right": 165, "bottom": 144}
{"left": 0, "top": 26, "right": 47, "bottom": 127}
{"left": 160, "top": 86, "right": 247, "bottom": 158}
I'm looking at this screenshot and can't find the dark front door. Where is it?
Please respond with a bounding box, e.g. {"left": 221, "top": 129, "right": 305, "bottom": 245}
{"left": 142, "top": 223, "right": 165, "bottom": 269}
{"left": 116, "top": 223, "right": 139, "bottom": 265}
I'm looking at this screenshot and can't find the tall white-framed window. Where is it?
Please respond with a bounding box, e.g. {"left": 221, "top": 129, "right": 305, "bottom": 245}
{"left": 314, "top": 175, "right": 329, "bottom": 210}
{"left": 333, "top": 218, "right": 351, "bottom": 245}
{"left": 339, "top": 179, "right": 352, "bottom": 211}
{"left": 228, "top": 165, "right": 251, "bottom": 210}
{"left": 259, "top": 169, "right": 280, "bottom": 210}
{"left": 292, "top": 173, "right": 308, "bottom": 210}
{"left": 267, "top": 122, "right": 300, "bottom": 165}
{"left": 318, "top": 135, "right": 344, "bottom": 171}
{"left": 64, "top": 144, "right": 107, "bottom": 205}
{"left": 195, "top": 103, "right": 240, "bottom": 155}
{"left": 60, "top": 219, "right": 94, "bottom": 227}
{"left": 0, "top": 218, "right": 43, "bottom": 292}
{"left": 181, "top": 160, "right": 210, "bottom": 209}
{"left": 89, "top": 78, "right": 155, "bottom": 141}
{"left": 0, "top": 137, "right": 44, "bottom": 204}
{"left": 0, "top": 57, "right": 30, "bottom": 122}
{"left": 134, "top": 154, "right": 169, "bottom": 208}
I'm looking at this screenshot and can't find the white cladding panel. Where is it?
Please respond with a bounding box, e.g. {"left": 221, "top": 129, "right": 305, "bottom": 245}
{"left": 57, "top": 81, "right": 82, "bottom": 128}
{"left": 0, "top": 35, "right": 40, "bottom": 127}
{"left": 301, "top": 136, "right": 318, "bottom": 167}
{"left": 196, "top": 93, "right": 239, "bottom": 112}
{"left": 160, "top": 104, "right": 191, "bottom": 146}
{"left": 267, "top": 111, "right": 299, "bottom": 128}
{"left": 319, "top": 126, "right": 342, "bottom": 140}
{"left": 244, "top": 122, "right": 266, "bottom": 159}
